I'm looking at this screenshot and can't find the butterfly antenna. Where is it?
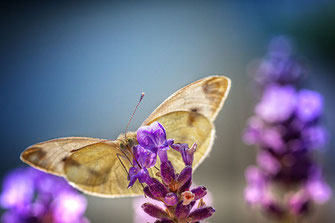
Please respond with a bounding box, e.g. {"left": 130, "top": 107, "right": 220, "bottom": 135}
{"left": 125, "top": 92, "right": 145, "bottom": 140}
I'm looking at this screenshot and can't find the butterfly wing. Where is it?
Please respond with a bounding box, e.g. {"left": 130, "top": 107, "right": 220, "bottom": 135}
{"left": 63, "top": 141, "right": 143, "bottom": 197}
{"left": 20, "top": 137, "right": 105, "bottom": 176}
{"left": 142, "top": 76, "right": 231, "bottom": 171}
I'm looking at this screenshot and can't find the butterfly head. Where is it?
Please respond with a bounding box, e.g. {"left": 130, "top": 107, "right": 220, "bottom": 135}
{"left": 117, "top": 131, "right": 138, "bottom": 151}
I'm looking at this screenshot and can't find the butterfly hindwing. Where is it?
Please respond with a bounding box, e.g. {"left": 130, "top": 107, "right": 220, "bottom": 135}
{"left": 147, "top": 111, "right": 213, "bottom": 172}
{"left": 64, "top": 141, "right": 143, "bottom": 197}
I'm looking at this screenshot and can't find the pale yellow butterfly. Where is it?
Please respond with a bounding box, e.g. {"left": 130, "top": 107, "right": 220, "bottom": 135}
{"left": 20, "top": 76, "right": 231, "bottom": 198}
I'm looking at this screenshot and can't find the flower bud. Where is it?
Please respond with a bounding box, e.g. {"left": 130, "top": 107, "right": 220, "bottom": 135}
{"left": 143, "top": 186, "right": 159, "bottom": 201}
{"left": 177, "top": 166, "right": 192, "bottom": 187}
{"left": 148, "top": 178, "right": 168, "bottom": 199}
{"left": 141, "top": 202, "right": 169, "bottom": 219}
{"left": 188, "top": 207, "right": 215, "bottom": 221}
{"left": 191, "top": 186, "right": 207, "bottom": 200}
{"left": 164, "top": 192, "right": 178, "bottom": 206}
{"left": 175, "top": 201, "right": 195, "bottom": 220}
{"left": 178, "top": 178, "right": 192, "bottom": 194}
{"left": 161, "top": 161, "right": 176, "bottom": 185}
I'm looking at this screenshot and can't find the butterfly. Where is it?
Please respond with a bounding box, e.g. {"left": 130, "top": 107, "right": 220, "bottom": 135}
{"left": 20, "top": 75, "right": 231, "bottom": 198}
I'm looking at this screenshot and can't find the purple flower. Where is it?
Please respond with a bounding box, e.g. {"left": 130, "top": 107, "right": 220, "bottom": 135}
{"left": 0, "top": 168, "right": 34, "bottom": 211}
{"left": 255, "top": 85, "right": 297, "bottom": 123}
{"left": 137, "top": 122, "right": 174, "bottom": 158}
{"left": 128, "top": 146, "right": 155, "bottom": 188}
{"left": 0, "top": 167, "right": 89, "bottom": 223}
{"left": 296, "top": 89, "right": 323, "bottom": 122}
{"left": 171, "top": 143, "right": 197, "bottom": 166}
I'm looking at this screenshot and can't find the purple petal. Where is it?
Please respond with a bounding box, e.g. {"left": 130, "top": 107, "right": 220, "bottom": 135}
{"left": 133, "top": 145, "right": 157, "bottom": 169}
{"left": 128, "top": 167, "right": 139, "bottom": 188}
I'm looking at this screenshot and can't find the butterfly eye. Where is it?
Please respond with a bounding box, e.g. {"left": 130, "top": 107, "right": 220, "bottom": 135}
{"left": 127, "top": 138, "right": 137, "bottom": 148}
{"left": 120, "top": 143, "right": 126, "bottom": 150}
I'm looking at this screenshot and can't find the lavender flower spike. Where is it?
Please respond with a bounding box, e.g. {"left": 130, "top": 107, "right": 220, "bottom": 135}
{"left": 130, "top": 122, "right": 215, "bottom": 222}
{"left": 243, "top": 36, "right": 331, "bottom": 221}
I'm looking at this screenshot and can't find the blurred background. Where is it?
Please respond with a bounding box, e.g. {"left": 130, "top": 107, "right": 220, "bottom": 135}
{"left": 1, "top": 0, "right": 334, "bottom": 222}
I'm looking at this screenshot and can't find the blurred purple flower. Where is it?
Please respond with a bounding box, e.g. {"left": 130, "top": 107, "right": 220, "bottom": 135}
{"left": 296, "top": 89, "right": 323, "bottom": 122}
{"left": 306, "top": 179, "right": 332, "bottom": 204}
{"left": 243, "top": 36, "right": 331, "bottom": 220}
{"left": 255, "top": 85, "right": 297, "bottom": 123}
{"left": 0, "top": 167, "right": 89, "bottom": 223}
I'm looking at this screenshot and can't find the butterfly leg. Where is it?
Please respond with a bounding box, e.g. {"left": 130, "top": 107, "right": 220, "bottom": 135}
{"left": 116, "top": 153, "right": 130, "bottom": 179}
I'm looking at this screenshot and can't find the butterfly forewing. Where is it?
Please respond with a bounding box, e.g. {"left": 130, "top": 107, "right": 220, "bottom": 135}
{"left": 143, "top": 76, "right": 231, "bottom": 171}
{"left": 142, "top": 76, "right": 231, "bottom": 125}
